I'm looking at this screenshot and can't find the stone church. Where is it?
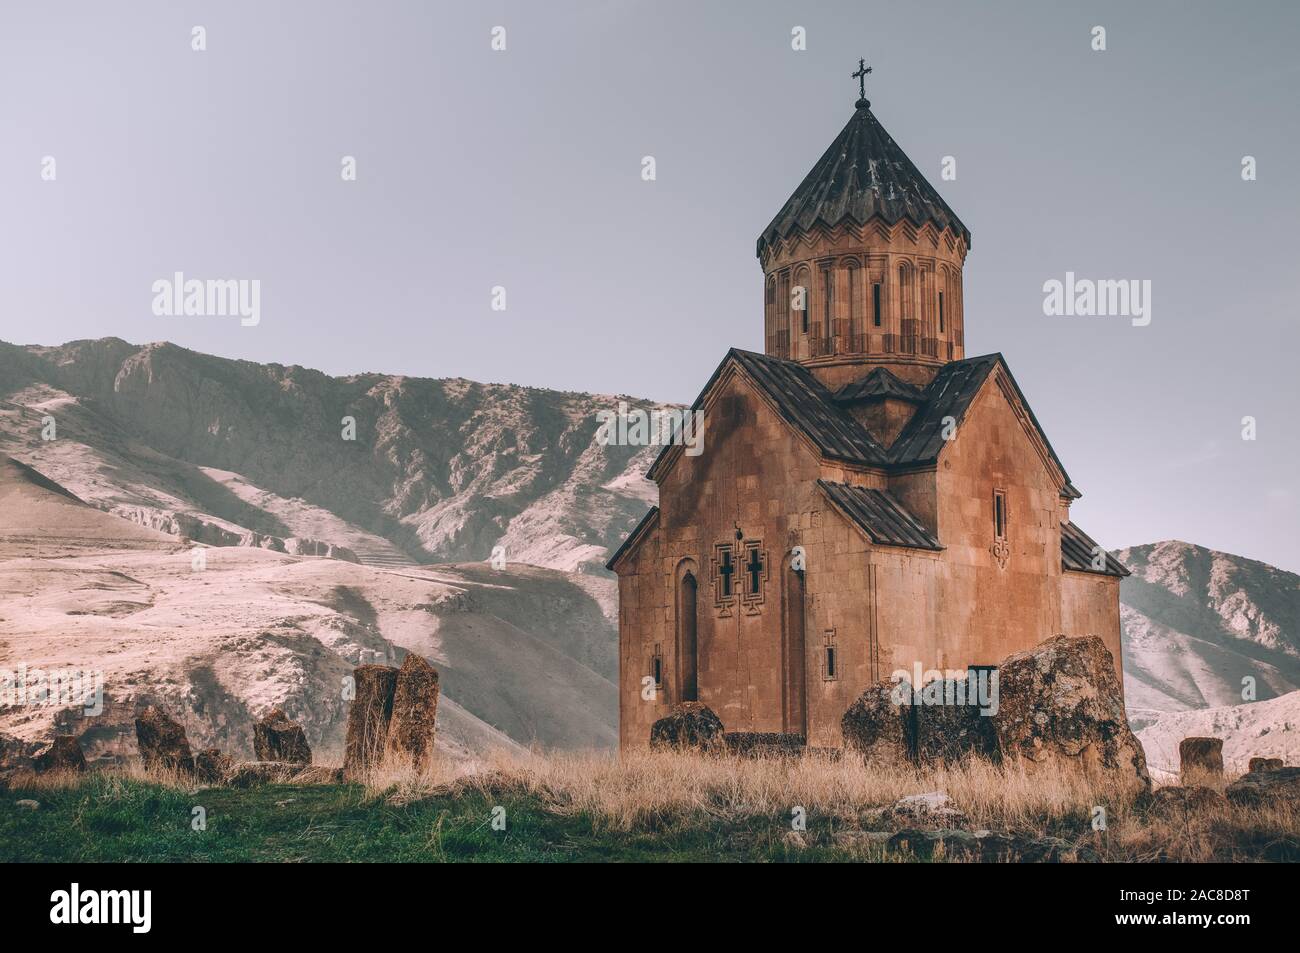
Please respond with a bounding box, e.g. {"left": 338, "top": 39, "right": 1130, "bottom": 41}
{"left": 608, "top": 73, "right": 1128, "bottom": 750}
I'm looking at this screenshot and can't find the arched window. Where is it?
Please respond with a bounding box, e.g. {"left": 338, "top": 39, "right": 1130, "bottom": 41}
{"left": 676, "top": 563, "right": 699, "bottom": 702}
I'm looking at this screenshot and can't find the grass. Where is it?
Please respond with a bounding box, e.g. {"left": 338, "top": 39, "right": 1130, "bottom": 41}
{"left": 3, "top": 750, "right": 1297, "bottom": 862}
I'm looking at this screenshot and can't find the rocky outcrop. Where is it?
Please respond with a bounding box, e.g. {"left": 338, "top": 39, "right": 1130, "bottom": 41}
{"left": 995, "top": 635, "right": 1149, "bottom": 794}
{"left": 1178, "top": 737, "right": 1223, "bottom": 783}
{"left": 650, "top": 702, "right": 725, "bottom": 751}
{"left": 134, "top": 705, "right": 194, "bottom": 773}
{"left": 32, "top": 735, "right": 86, "bottom": 773}
{"left": 343, "top": 664, "right": 399, "bottom": 779}
{"left": 253, "top": 708, "right": 313, "bottom": 764}
{"left": 386, "top": 654, "right": 440, "bottom": 769}
{"left": 1225, "top": 766, "right": 1300, "bottom": 806}
{"left": 0, "top": 732, "right": 38, "bottom": 787}
{"left": 1249, "top": 757, "right": 1284, "bottom": 772}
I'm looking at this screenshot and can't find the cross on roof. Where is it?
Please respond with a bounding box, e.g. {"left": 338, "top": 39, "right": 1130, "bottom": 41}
{"left": 852, "top": 57, "right": 872, "bottom": 107}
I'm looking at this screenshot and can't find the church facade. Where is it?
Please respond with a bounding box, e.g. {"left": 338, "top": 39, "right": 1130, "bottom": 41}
{"left": 608, "top": 78, "right": 1128, "bottom": 750}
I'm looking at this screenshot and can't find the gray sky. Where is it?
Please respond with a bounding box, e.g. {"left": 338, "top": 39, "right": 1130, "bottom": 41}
{"left": 2, "top": 1, "right": 1298, "bottom": 571}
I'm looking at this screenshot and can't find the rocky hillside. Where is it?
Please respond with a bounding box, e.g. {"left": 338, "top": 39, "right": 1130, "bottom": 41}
{"left": 0, "top": 451, "right": 617, "bottom": 760}
{"left": 1118, "top": 540, "right": 1300, "bottom": 721}
{"left": 0, "top": 337, "right": 661, "bottom": 574}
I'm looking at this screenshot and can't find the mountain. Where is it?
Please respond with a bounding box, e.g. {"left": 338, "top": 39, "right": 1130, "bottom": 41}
{"left": 0, "top": 450, "right": 617, "bottom": 761}
{"left": 1118, "top": 540, "right": 1300, "bottom": 726}
{"left": 0, "top": 337, "right": 661, "bottom": 574}
{"left": 4, "top": 338, "right": 1298, "bottom": 767}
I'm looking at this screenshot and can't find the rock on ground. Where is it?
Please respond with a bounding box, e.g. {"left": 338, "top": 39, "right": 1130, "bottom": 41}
{"left": 343, "top": 664, "right": 398, "bottom": 778}
{"left": 386, "top": 654, "right": 440, "bottom": 769}
{"left": 1147, "top": 785, "right": 1226, "bottom": 816}
{"left": 253, "top": 708, "right": 313, "bottom": 764}
{"left": 1225, "top": 766, "right": 1300, "bottom": 806}
{"left": 994, "top": 635, "right": 1150, "bottom": 795}
{"left": 134, "top": 705, "right": 195, "bottom": 773}
{"left": 194, "top": 748, "right": 234, "bottom": 784}
{"left": 32, "top": 735, "right": 86, "bottom": 773}
{"left": 1249, "top": 757, "right": 1284, "bottom": 772}
{"left": 841, "top": 681, "right": 911, "bottom": 764}
{"left": 649, "top": 702, "right": 725, "bottom": 751}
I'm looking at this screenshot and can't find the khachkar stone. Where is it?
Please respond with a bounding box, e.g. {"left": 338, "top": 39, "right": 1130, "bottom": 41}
{"left": 135, "top": 704, "right": 194, "bottom": 773}
{"left": 386, "top": 654, "right": 441, "bottom": 769}
{"left": 253, "top": 707, "right": 313, "bottom": 765}
{"left": 343, "top": 664, "right": 398, "bottom": 779}
{"left": 1179, "top": 737, "right": 1224, "bottom": 783}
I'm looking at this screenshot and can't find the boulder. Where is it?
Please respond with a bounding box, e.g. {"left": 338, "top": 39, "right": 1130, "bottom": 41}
{"left": 842, "top": 676, "right": 996, "bottom": 766}
{"left": 253, "top": 708, "right": 312, "bottom": 764}
{"left": 841, "top": 681, "right": 910, "bottom": 764}
{"left": 386, "top": 654, "right": 440, "bottom": 769}
{"left": 913, "top": 678, "right": 998, "bottom": 764}
{"left": 649, "top": 702, "right": 725, "bottom": 751}
{"left": 15, "top": 799, "right": 39, "bottom": 811}
{"left": 1147, "top": 785, "right": 1226, "bottom": 816}
{"left": 1248, "top": 757, "right": 1284, "bottom": 773}
{"left": 1178, "top": 737, "right": 1223, "bottom": 783}
{"left": 1225, "top": 766, "right": 1300, "bottom": 806}
{"left": 135, "top": 705, "right": 194, "bottom": 773}
{"left": 343, "top": 664, "right": 398, "bottom": 779}
{"left": 887, "top": 791, "right": 968, "bottom": 827}
{"left": 32, "top": 735, "right": 86, "bottom": 774}
{"left": 994, "top": 635, "right": 1150, "bottom": 794}
{"left": 194, "top": 749, "right": 234, "bottom": 784}
{"left": 0, "top": 732, "right": 39, "bottom": 788}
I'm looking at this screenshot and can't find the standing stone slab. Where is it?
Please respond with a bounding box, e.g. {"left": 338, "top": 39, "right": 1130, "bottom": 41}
{"left": 135, "top": 705, "right": 194, "bottom": 773}
{"left": 386, "top": 654, "right": 440, "bottom": 769}
{"left": 1179, "top": 737, "right": 1224, "bottom": 783}
{"left": 254, "top": 708, "right": 312, "bottom": 764}
{"left": 841, "top": 681, "right": 910, "bottom": 764}
{"left": 343, "top": 664, "right": 398, "bottom": 779}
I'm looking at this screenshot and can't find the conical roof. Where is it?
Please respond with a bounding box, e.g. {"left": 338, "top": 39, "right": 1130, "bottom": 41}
{"left": 757, "top": 102, "right": 970, "bottom": 258}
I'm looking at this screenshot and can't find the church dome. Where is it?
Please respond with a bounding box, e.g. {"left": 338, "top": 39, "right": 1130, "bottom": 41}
{"left": 759, "top": 65, "right": 972, "bottom": 389}
{"left": 756, "top": 102, "right": 970, "bottom": 260}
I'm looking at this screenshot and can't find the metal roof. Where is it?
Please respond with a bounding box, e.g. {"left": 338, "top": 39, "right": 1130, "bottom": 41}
{"left": 1061, "top": 521, "right": 1130, "bottom": 577}
{"left": 757, "top": 104, "right": 971, "bottom": 259}
{"left": 817, "top": 480, "right": 942, "bottom": 550}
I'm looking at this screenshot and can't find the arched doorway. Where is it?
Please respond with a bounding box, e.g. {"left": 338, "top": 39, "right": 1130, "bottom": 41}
{"left": 782, "top": 561, "right": 807, "bottom": 735}
{"left": 676, "top": 562, "right": 699, "bottom": 702}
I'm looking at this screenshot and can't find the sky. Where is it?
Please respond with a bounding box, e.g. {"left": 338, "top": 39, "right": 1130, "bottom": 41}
{"left": 1, "top": 1, "right": 1298, "bottom": 571}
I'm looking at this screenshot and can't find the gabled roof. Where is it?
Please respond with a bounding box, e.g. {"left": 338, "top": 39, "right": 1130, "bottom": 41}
{"left": 605, "top": 506, "right": 659, "bottom": 572}
{"left": 1061, "top": 521, "right": 1129, "bottom": 577}
{"left": 887, "top": 354, "right": 1073, "bottom": 488}
{"left": 833, "top": 366, "right": 925, "bottom": 404}
{"left": 817, "top": 480, "right": 941, "bottom": 551}
{"left": 646, "top": 349, "right": 888, "bottom": 481}
{"left": 757, "top": 103, "right": 971, "bottom": 259}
